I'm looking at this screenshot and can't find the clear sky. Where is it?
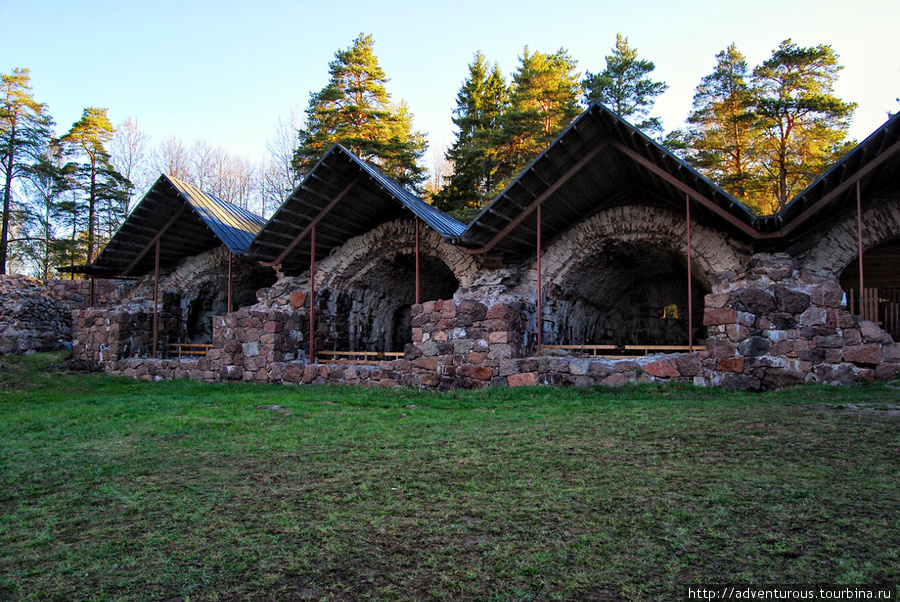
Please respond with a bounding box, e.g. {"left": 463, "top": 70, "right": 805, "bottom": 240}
{"left": 2, "top": 0, "right": 898, "bottom": 174}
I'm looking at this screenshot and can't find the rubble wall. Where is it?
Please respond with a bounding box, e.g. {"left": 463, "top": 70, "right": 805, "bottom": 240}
{"left": 0, "top": 275, "right": 73, "bottom": 354}
{"left": 44, "top": 278, "right": 134, "bottom": 310}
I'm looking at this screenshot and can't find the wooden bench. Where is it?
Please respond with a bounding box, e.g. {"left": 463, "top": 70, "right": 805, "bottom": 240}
{"left": 317, "top": 350, "right": 405, "bottom": 365}
{"left": 542, "top": 344, "right": 706, "bottom": 358}
{"left": 168, "top": 343, "right": 213, "bottom": 358}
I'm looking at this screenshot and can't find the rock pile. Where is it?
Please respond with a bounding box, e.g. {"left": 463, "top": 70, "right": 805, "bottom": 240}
{"left": 0, "top": 275, "right": 73, "bottom": 354}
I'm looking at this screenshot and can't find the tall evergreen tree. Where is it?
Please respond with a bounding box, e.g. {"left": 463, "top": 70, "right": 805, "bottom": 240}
{"left": 433, "top": 51, "right": 509, "bottom": 212}
{"left": 293, "top": 33, "right": 427, "bottom": 191}
{"left": 751, "top": 39, "right": 856, "bottom": 212}
{"left": 58, "top": 107, "right": 129, "bottom": 264}
{"left": 680, "top": 45, "right": 762, "bottom": 206}
{"left": 20, "top": 140, "right": 68, "bottom": 279}
{"left": 492, "top": 47, "right": 581, "bottom": 189}
{"left": 583, "top": 34, "right": 668, "bottom": 132}
{"left": 0, "top": 68, "right": 53, "bottom": 274}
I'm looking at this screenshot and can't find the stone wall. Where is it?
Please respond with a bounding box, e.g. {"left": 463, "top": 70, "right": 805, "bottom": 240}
{"left": 701, "top": 253, "right": 900, "bottom": 389}
{"left": 44, "top": 278, "right": 133, "bottom": 310}
{"left": 67, "top": 205, "right": 899, "bottom": 390}
{"left": 0, "top": 275, "right": 73, "bottom": 354}
{"left": 71, "top": 307, "right": 181, "bottom": 366}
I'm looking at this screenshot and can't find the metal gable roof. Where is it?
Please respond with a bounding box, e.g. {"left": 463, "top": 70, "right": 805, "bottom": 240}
{"left": 165, "top": 176, "right": 267, "bottom": 254}
{"left": 244, "top": 145, "right": 466, "bottom": 276}
{"left": 454, "top": 103, "right": 900, "bottom": 257}
{"left": 453, "top": 102, "right": 761, "bottom": 258}
{"left": 83, "top": 174, "right": 266, "bottom": 277}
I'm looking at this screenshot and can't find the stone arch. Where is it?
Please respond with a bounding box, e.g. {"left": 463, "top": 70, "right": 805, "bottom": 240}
{"left": 800, "top": 196, "right": 900, "bottom": 278}
{"left": 534, "top": 206, "right": 748, "bottom": 293}
{"left": 315, "top": 219, "right": 477, "bottom": 352}
{"left": 521, "top": 205, "right": 748, "bottom": 347}
{"left": 123, "top": 246, "right": 277, "bottom": 343}
{"left": 800, "top": 196, "right": 900, "bottom": 341}
{"left": 317, "top": 219, "right": 479, "bottom": 291}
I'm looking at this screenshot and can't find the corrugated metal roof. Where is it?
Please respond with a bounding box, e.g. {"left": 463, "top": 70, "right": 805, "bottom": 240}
{"left": 166, "top": 175, "right": 266, "bottom": 253}
{"left": 83, "top": 174, "right": 266, "bottom": 277}
{"left": 341, "top": 149, "right": 466, "bottom": 238}
{"left": 245, "top": 145, "right": 466, "bottom": 275}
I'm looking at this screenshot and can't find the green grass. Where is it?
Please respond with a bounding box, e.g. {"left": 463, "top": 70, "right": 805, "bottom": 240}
{"left": 1, "top": 352, "right": 898, "bottom": 601}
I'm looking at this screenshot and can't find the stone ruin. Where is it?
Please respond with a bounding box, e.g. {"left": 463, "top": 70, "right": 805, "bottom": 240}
{"left": 60, "top": 104, "right": 900, "bottom": 391}
{"left": 69, "top": 205, "right": 900, "bottom": 391}
{"left": 0, "top": 275, "right": 74, "bottom": 354}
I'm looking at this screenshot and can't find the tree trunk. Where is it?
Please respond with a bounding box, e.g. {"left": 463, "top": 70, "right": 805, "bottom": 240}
{"left": 1, "top": 129, "right": 17, "bottom": 275}
{"left": 88, "top": 155, "right": 96, "bottom": 263}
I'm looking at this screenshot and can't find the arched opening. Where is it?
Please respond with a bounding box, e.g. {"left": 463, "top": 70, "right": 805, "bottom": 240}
{"left": 545, "top": 240, "right": 709, "bottom": 349}
{"left": 335, "top": 253, "right": 460, "bottom": 353}
{"left": 178, "top": 257, "right": 277, "bottom": 344}
{"left": 839, "top": 238, "right": 900, "bottom": 341}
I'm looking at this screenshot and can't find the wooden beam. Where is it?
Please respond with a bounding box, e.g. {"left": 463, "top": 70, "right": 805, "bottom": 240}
{"left": 480, "top": 143, "right": 607, "bottom": 253}
{"left": 770, "top": 137, "right": 900, "bottom": 238}
{"left": 611, "top": 141, "right": 760, "bottom": 239}
{"left": 122, "top": 205, "right": 187, "bottom": 277}
{"left": 261, "top": 177, "right": 358, "bottom": 267}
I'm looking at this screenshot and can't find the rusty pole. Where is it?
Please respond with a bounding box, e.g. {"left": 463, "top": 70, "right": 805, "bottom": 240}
{"left": 309, "top": 225, "right": 316, "bottom": 364}
{"left": 686, "top": 194, "right": 694, "bottom": 353}
{"left": 89, "top": 277, "right": 95, "bottom": 308}
{"left": 415, "top": 219, "right": 420, "bottom": 305}
{"left": 227, "top": 252, "right": 233, "bottom": 314}
{"left": 857, "top": 180, "right": 865, "bottom": 319}
{"left": 152, "top": 239, "right": 160, "bottom": 359}
{"left": 536, "top": 204, "right": 542, "bottom": 355}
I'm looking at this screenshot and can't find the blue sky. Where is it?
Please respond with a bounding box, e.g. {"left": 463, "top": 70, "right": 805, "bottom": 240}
{"left": 2, "top": 0, "right": 898, "bottom": 172}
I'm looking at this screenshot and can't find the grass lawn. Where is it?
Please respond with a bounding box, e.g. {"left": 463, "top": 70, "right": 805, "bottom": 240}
{"left": 0, "top": 352, "right": 898, "bottom": 601}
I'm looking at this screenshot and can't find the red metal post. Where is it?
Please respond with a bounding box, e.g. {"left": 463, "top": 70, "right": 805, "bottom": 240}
{"left": 857, "top": 180, "right": 865, "bottom": 319}
{"left": 152, "top": 239, "right": 160, "bottom": 359}
{"left": 309, "top": 225, "right": 316, "bottom": 364}
{"left": 89, "top": 277, "right": 95, "bottom": 308}
{"left": 415, "top": 219, "right": 420, "bottom": 305}
{"left": 686, "top": 194, "right": 694, "bottom": 352}
{"left": 536, "top": 204, "right": 542, "bottom": 355}
{"left": 227, "top": 252, "right": 233, "bottom": 314}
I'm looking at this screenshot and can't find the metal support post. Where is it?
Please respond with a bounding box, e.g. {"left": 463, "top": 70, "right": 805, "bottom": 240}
{"left": 686, "top": 194, "right": 694, "bottom": 352}
{"left": 536, "top": 205, "right": 542, "bottom": 355}
{"left": 152, "top": 239, "right": 160, "bottom": 359}
{"left": 227, "top": 252, "right": 233, "bottom": 314}
{"left": 415, "top": 219, "right": 420, "bottom": 305}
{"left": 309, "top": 225, "right": 316, "bottom": 364}
{"left": 857, "top": 181, "right": 865, "bottom": 319}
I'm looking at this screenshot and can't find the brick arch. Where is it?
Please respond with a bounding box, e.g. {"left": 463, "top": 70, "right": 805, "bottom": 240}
{"left": 800, "top": 196, "right": 900, "bottom": 278}
{"left": 316, "top": 219, "right": 479, "bottom": 291}
{"left": 529, "top": 205, "right": 748, "bottom": 294}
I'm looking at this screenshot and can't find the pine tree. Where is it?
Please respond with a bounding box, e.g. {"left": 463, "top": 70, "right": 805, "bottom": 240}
{"left": 293, "top": 33, "right": 427, "bottom": 191}
{"left": 751, "top": 39, "right": 856, "bottom": 212}
{"left": 0, "top": 68, "right": 53, "bottom": 274}
{"left": 433, "top": 51, "right": 509, "bottom": 212}
{"left": 492, "top": 47, "right": 581, "bottom": 189}
{"left": 583, "top": 34, "right": 668, "bottom": 133}
{"left": 58, "top": 107, "right": 129, "bottom": 264}
{"left": 680, "top": 45, "right": 762, "bottom": 207}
